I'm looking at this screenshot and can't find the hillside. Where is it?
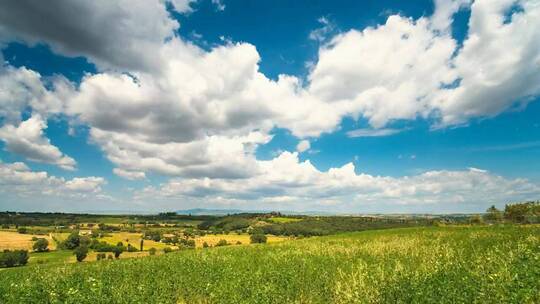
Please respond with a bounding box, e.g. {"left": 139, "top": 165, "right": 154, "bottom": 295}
{"left": 1, "top": 225, "right": 538, "bottom": 303}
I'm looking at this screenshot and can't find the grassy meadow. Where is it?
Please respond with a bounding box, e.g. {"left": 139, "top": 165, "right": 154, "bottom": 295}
{"left": 1, "top": 225, "right": 538, "bottom": 303}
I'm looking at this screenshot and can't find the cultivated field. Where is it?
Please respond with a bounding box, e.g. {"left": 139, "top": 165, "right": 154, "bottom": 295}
{"left": 0, "top": 231, "right": 55, "bottom": 251}
{"left": 1, "top": 225, "right": 538, "bottom": 303}
{"left": 194, "top": 233, "right": 289, "bottom": 247}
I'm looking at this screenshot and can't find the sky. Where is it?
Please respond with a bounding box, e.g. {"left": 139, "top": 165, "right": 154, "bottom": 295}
{"left": 0, "top": 0, "right": 539, "bottom": 214}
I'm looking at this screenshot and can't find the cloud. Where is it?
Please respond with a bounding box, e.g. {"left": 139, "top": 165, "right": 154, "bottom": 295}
{"left": 434, "top": 0, "right": 540, "bottom": 126}
{"left": 136, "top": 151, "right": 540, "bottom": 211}
{"left": 465, "top": 140, "right": 540, "bottom": 152}
{"left": 169, "top": 0, "right": 198, "bottom": 13}
{"left": 0, "top": 0, "right": 180, "bottom": 72}
{"left": 0, "top": 115, "right": 76, "bottom": 170}
{"left": 296, "top": 140, "right": 311, "bottom": 153}
{"left": 0, "top": 160, "right": 105, "bottom": 197}
{"left": 113, "top": 168, "right": 146, "bottom": 181}
{"left": 431, "top": 0, "right": 471, "bottom": 32}
{"left": 0, "top": 0, "right": 539, "bottom": 212}
{"left": 346, "top": 128, "right": 406, "bottom": 138}
{"left": 64, "top": 177, "right": 105, "bottom": 193}
{"left": 211, "top": 0, "right": 226, "bottom": 11}
{"left": 0, "top": 65, "right": 69, "bottom": 123}
{"left": 309, "top": 17, "right": 336, "bottom": 43}
{"left": 308, "top": 15, "right": 457, "bottom": 128}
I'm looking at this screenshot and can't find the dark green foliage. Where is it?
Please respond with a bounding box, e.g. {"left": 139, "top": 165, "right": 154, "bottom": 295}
{"left": 260, "top": 216, "right": 425, "bottom": 237}
{"left": 61, "top": 231, "right": 81, "bottom": 249}
{"left": 469, "top": 215, "right": 484, "bottom": 224}
{"left": 485, "top": 205, "right": 503, "bottom": 222}
{"left": 504, "top": 201, "right": 540, "bottom": 223}
{"left": 163, "top": 247, "right": 173, "bottom": 254}
{"left": 73, "top": 246, "right": 88, "bottom": 262}
{"left": 112, "top": 246, "right": 124, "bottom": 259}
{"left": 250, "top": 233, "right": 267, "bottom": 244}
{"left": 0, "top": 250, "right": 29, "bottom": 268}
{"left": 127, "top": 244, "right": 138, "bottom": 252}
{"left": 202, "top": 242, "right": 209, "bottom": 248}
{"left": 32, "top": 238, "right": 49, "bottom": 252}
{"left": 17, "top": 227, "right": 28, "bottom": 234}
{"left": 96, "top": 253, "right": 106, "bottom": 261}
{"left": 215, "top": 239, "right": 228, "bottom": 247}
{"left": 149, "top": 248, "right": 157, "bottom": 255}
{"left": 144, "top": 231, "right": 162, "bottom": 242}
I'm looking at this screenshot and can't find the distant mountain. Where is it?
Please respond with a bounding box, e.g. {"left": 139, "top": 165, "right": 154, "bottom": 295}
{"left": 175, "top": 208, "right": 246, "bottom": 215}
{"left": 175, "top": 208, "right": 334, "bottom": 216}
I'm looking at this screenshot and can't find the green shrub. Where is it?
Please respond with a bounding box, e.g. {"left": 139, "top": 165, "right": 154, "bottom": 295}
{"left": 73, "top": 246, "right": 88, "bottom": 262}
{"left": 250, "top": 233, "right": 267, "bottom": 244}
{"left": 32, "top": 238, "right": 49, "bottom": 252}
{"left": 149, "top": 248, "right": 157, "bottom": 255}
{"left": 0, "top": 250, "right": 29, "bottom": 268}
{"left": 215, "top": 239, "right": 228, "bottom": 247}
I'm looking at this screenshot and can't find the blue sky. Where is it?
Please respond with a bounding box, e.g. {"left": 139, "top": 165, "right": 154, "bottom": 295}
{"left": 0, "top": 0, "right": 539, "bottom": 213}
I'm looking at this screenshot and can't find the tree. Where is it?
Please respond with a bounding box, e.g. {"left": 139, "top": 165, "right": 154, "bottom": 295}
{"left": 216, "top": 239, "right": 228, "bottom": 247}
{"left": 33, "top": 238, "right": 49, "bottom": 252}
{"left": 0, "top": 250, "right": 29, "bottom": 268}
{"left": 140, "top": 239, "right": 144, "bottom": 251}
{"left": 250, "top": 233, "right": 267, "bottom": 244}
{"left": 112, "top": 245, "right": 124, "bottom": 259}
{"left": 469, "top": 215, "right": 484, "bottom": 225}
{"left": 74, "top": 246, "right": 88, "bottom": 262}
{"left": 96, "top": 253, "right": 106, "bottom": 261}
{"left": 484, "top": 205, "right": 503, "bottom": 222}
{"left": 504, "top": 201, "right": 540, "bottom": 223}
{"left": 62, "top": 231, "right": 80, "bottom": 249}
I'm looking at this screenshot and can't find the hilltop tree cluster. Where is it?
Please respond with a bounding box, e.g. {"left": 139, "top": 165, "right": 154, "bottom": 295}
{"left": 483, "top": 201, "right": 540, "bottom": 223}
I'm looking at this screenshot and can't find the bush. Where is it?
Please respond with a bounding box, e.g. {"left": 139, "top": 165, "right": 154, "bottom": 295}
{"left": 149, "top": 248, "right": 157, "bottom": 255}
{"left": 17, "top": 227, "right": 28, "bottom": 234}
{"left": 127, "top": 244, "right": 138, "bottom": 252}
{"left": 202, "top": 242, "right": 209, "bottom": 248}
{"left": 33, "top": 238, "right": 49, "bottom": 252}
{"left": 73, "top": 246, "right": 88, "bottom": 262}
{"left": 0, "top": 250, "right": 29, "bottom": 268}
{"left": 112, "top": 246, "right": 124, "bottom": 259}
{"left": 96, "top": 253, "right": 106, "bottom": 261}
{"left": 216, "top": 239, "right": 228, "bottom": 247}
{"left": 61, "top": 231, "right": 81, "bottom": 249}
{"left": 163, "top": 247, "right": 173, "bottom": 253}
{"left": 250, "top": 234, "right": 267, "bottom": 244}
{"left": 469, "top": 215, "right": 484, "bottom": 225}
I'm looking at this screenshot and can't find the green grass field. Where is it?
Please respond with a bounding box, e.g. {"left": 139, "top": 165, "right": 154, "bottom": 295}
{"left": 268, "top": 216, "right": 303, "bottom": 223}
{"left": 0, "top": 225, "right": 538, "bottom": 303}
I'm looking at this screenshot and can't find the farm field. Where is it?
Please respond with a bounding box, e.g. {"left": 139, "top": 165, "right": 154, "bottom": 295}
{"left": 0, "top": 225, "right": 538, "bottom": 303}
{"left": 0, "top": 230, "right": 55, "bottom": 251}
{"left": 100, "top": 232, "right": 173, "bottom": 250}
{"left": 194, "top": 233, "right": 289, "bottom": 247}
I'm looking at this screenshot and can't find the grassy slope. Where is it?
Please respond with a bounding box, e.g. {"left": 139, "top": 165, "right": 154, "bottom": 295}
{"left": 0, "top": 226, "right": 538, "bottom": 303}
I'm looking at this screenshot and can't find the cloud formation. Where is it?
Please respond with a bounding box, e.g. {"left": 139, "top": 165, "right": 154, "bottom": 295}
{"left": 0, "top": 115, "right": 76, "bottom": 170}
{"left": 136, "top": 152, "right": 540, "bottom": 212}
{"left": 0, "top": 0, "right": 539, "bottom": 211}
{"left": 0, "top": 161, "right": 105, "bottom": 197}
